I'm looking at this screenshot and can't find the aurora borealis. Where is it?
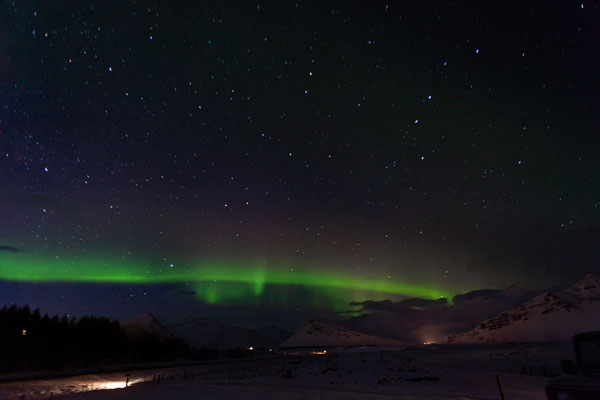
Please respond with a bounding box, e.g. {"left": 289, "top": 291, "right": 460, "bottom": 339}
{"left": 0, "top": 251, "right": 454, "bottom": 312}
{"left": 0, "top": 2, "right": 599, "bottom": 328}
{"left": 0, "top": 252, "right": 447, "bottom": 297}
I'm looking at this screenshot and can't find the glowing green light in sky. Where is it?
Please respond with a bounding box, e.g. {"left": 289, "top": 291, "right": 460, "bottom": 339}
{"left": 0, "top": 251, "right": 460, "bottom": 309}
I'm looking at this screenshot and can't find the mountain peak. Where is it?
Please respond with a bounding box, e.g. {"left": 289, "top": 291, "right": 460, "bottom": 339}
{"left": 502, "top": 285, "right": 536, "bottom": 298}
{"left": 281, "top": 319, "right": 404, "bottom": 348}
{"left": 448, "top": 274, "right": 600, "bottom": 344}
{"left": 134, "top": 312, "right": 157, "bottom": 321}
{"left": 122, "top": 313, "right": 173, "bottom": 339}
{"left": 562, "top": 273, "right": 600, "bottom": 298}
{"left": 579, "top": 272, "right": 600, "bottom": 284}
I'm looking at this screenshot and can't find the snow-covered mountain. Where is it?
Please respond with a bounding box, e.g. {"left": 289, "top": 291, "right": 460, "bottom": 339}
{"left": 448, "top": 273, "right": 600, "bottom": 344}
{"left": 340, "top": 307, "right": 444, "bottom": 343}
{"left": 280, "top": 319, "right": 404, "bottom": 348}
{"left": 122, "top": 313, "right": 174, "bottom": 340}
{"left": 169, "top": 318, "right": 290, "bottom": 349}
{"left": 413, "top": 285, "right": 537, "bottom": 343}
{"left": 328, "top": 286, "right": 536, "bottom": 344}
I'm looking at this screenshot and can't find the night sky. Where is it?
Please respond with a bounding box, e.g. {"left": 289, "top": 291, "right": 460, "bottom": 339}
{"left": 0, "top": 1, "right": 599, "bottom": 329}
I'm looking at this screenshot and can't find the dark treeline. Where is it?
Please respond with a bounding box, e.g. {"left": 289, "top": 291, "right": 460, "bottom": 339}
{"left": 0, "top": 305, "right": 201, "bottom": 373}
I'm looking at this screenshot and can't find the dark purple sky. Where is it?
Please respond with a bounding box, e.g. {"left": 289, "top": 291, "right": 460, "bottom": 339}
{"left": 0, "top": 1, "right": 598, "bottom": 328}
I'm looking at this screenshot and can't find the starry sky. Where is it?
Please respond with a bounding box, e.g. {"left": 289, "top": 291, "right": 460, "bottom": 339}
{"left": 0, "top": 1, "right": 599, "bottom": 329}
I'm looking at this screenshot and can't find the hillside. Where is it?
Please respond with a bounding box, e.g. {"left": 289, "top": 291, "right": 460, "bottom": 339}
{"left": 169, "top": 318, "right": 290, "bottom": 349}
{"left": 448, "top": 274, "right": 600, "bottom": 344}
{"left": 121, "top": 313, "right": 174, "bottom": 340}
{"left": 280, "top": 319, "right": 405, "bottom": 348}
{"left": 413, "top": 285, "right": 537, "bottom": 343}
{"left": 331, "top": 286, "right": 536, "bottom": 344}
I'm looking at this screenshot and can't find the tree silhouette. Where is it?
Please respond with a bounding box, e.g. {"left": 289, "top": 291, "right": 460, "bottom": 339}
{"left": 0, "top": 305, "right": 191, "bottom": 372}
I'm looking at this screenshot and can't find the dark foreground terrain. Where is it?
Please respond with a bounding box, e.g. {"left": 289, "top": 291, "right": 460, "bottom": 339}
{"left": 0, "top": 343, "right": 572, "bottom": 400}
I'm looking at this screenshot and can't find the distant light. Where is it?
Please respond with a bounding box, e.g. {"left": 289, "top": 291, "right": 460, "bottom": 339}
{"left": 108, "top": 66, "right": 112, "bottom": 71}
{"left": 311, "top": 349, "right": 327, "bottom": 355}
{"left": 149, "top": 35, "right": 153, "bottom": 40}
{"left": 428, "top": 95, "right": 432, "bottom": 100}
{"left": 475, "top": 49, "right": 479, "bottom": 54}
{"left": 414, "top": 119, "right": 419, "bottom": 124}
{"left": 22, "top": 329, "right": 27, "bottom": 336}
{"left": 248, "top": 346, "right": 254, "bottom": 351}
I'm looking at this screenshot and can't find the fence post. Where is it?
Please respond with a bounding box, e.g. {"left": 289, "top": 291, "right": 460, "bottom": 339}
{"left": 495, "top": 374, "right": 506, "bottom": 400}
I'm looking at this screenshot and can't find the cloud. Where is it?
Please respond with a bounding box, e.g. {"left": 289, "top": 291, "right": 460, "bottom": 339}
{"left": 349, "top": 299, "right": 392, "bottom": 311}
{"left": 350, "top": 297, "right": 447, "bottom": 312}
{"left": 452, "top": 289, "right": 500, "bottom": 305}
{"left": 392, "top": 297, "right": 447, "bottom": 309}
{"left": 0, "top": 245, "right": 22, "bottom": 253}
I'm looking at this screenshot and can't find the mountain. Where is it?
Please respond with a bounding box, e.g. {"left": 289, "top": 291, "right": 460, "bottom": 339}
{"left": 257, "top": 325, "right": 292, "bottom": 345}
{"left": 448, "top": 274, "right": 600, "bottom": 344}
{"left": 121, "top": 313, "right": 174, "bottom": 340}
{"left": 412, "top": 285, "right": 537, "bottom": 343}
{"left": 280, "top": 319, "right": 405, "bottom": 348}
{"left": 340, "top": 307, "right": 445, "bottom": 343}
{"left": 169, "top": 318, "right": 290, "bottom": 349}
{"left": 332, "top": 286, "right": 536, "bottom": 344}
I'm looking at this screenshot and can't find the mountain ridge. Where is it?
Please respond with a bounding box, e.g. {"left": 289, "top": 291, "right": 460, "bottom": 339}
{"left": 448, "top": 273, "right": 600, "bottom": 344}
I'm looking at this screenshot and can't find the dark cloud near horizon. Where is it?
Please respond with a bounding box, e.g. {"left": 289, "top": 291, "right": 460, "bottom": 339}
{"left": 452, "top": 289, "right": 501, "bottom": 305}
{"left": 350, "top": 297, "right": 447, "bottom": 312}
{"left": 0, "top": 245, "right": 22, "bottom": 253}
{"left": 349, "top": 300, "right": 393, "bottom": 311}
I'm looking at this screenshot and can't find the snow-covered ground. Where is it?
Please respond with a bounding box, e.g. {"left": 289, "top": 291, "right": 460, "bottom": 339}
{"left": 0, "top": 343, "right": 571, "bottom": 400}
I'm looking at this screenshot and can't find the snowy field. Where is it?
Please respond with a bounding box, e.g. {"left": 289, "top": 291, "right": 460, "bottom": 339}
{"left": 0, "top": 343, "right": 571, "bottom": 400}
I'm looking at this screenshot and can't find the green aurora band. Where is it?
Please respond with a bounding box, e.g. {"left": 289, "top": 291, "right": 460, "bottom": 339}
{"left": 0, "top": 252, "right": 462, "bottom": 310}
